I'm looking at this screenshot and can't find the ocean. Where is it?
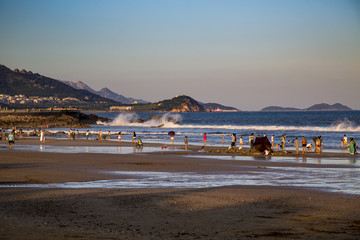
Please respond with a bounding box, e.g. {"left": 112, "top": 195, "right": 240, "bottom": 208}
{"left": 84, "top": 111, "right": 360, "bottom": 152}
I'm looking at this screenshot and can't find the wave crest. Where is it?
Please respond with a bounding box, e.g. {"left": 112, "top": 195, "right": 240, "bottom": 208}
{"left": 104, "top": 113, "right": 183, "bottom": 128}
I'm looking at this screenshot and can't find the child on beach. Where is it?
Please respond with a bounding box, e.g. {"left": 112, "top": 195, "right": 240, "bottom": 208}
{"left": 132, "top": 132, "right": 136, "bottom": 144}
{"left": 203, "top": 133, "right": 207, "bottom": 146}
{"left": 8, "top": 131, "right": 15, "bottom": 148}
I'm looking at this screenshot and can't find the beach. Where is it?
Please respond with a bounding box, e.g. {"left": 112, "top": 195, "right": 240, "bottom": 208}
{"left": 1, "top": 138, "right": 360, "bottom": 239}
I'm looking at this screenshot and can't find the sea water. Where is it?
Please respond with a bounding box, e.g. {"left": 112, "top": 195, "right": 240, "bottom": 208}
{"left": 64, "top": 111, "right": 360, "bottom": 151}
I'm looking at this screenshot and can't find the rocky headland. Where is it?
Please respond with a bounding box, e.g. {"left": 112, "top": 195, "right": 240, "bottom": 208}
{"left": 0, "top": 111, "right": 110, "bottom": 129}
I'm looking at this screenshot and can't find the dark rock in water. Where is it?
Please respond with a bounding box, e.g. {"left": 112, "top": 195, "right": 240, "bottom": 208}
{"left": 149, "top": 115, "right": 162, "bottom": 120}
{"left": 167, "top": 117, "right": 180, "bottom": 123}
{"left": 131, "top": 118, "right": 144, "bottom": 123}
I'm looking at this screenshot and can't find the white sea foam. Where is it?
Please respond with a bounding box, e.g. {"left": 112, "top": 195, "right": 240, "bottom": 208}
{"left": 100, "top": 115, "right": 360, "bottom": 132}
{"left": 102, "top": 113, "right": 183, "bottom": 128}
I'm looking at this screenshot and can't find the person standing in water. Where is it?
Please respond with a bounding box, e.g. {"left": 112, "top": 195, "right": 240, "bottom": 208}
{"left": 222, "top": 135, "right": 225, "bottom": 144}
{"left": 271, "top": 135, "right": 274, "bottom": 148}
{"left": 249, "top": 133, "right": 255, "bottom": 149}
{"left": 302, "top": 136, "right": 307, "bottom": 154}
{"left": 343, "top": 134, "right": 348, "bottom": 146}
{"left": 231, "top": 133, "right": 236, "bottom": 149}
{"left": 349, "top": 138, "right": 355, "bottom": 154}
{"left": 117, "top": 132, "right": 122, "bottom": 143}
{"left": 203, "top": 133, "right": 207, "bottom": 146}
{"left": 184, "top": 136, "right": 188, "bottom": 151}
{"left": 239, "top": 137, "right": 243, "bottom": 149}
{"left": 294, "top": 137, "right": 300, "bottom": 154}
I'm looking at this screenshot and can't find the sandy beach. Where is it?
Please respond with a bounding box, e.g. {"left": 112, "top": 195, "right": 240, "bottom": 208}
{"left": 1, "top": 138, "right": 360, "bottom": 239}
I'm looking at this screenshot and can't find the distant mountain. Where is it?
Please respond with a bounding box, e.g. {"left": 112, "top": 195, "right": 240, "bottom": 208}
{"left": 261, "top": 103, "right": 352, "bottom": 111}
{"left": 0, "top": 65, "right": 115, "bottom": 105}
{"left": 305, "top": 103, "right": 352, "bottom": 111}
{"left": 201, "top": 102, "right": 239, "bottom": 111}
{"left": 156, "top": 95, "right": 205, "bottom": 112}
{"left": 63, "top": 80, "right": 148, "bottom": 104}
{"left": 133, "top": 95, "right": 205, "bottom": 112}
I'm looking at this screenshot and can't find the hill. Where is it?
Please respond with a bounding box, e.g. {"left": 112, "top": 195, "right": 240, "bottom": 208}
{"left": 305, "top": 103, "right": 352, "bottom": 111}
{"left": 133, "top": 95, "right": 205, "bottom": 112}
{"left": 261, "top": 103, "right": 352, "bottom": 111}
{"left": 0, "top": 65, "right": 116, "bottom": 108}
{"left": 63, "top": 80, "right": 148, "bottom": 104}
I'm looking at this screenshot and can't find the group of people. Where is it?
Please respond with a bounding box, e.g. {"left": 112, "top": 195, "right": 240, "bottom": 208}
{"left": 342, "top": 134, "right": 358, "bottom": 154}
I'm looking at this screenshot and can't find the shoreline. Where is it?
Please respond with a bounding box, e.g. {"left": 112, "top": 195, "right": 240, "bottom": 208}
{"left": 1, "top": 137, "right": 357, "bottom": 159}
{"left": 1, "top": 138, "right": 360, "bottom": 239}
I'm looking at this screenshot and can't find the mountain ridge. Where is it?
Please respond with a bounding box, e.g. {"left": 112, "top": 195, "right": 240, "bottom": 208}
{"left": 261, "top": 103, "right": 352, "bottom": 111}
{"left": 0, "top": 65, "right": 116, "bottom": 107}
{"left": 63, "top": 80, "right": 148, "bottom": 104}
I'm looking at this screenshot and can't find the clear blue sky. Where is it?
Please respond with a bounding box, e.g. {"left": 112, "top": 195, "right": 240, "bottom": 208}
{"left": 1, "top": 0, "right": 359, "bottom": 110}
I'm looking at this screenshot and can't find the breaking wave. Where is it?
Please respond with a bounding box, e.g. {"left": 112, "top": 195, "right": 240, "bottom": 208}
{"left": 100, "top": 113, "right": 183, "bottom": 128}
{"left": 99, "top": 116, "right": 360, "bottom": 132}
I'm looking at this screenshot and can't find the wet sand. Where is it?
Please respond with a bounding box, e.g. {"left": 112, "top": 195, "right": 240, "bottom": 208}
{"left": 1, "top": 138, "right": 360, "bottom": 239}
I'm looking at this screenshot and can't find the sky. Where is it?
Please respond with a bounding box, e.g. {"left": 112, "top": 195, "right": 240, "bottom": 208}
{"left": 0, "top": 0, "right": 359, "bottom": 110}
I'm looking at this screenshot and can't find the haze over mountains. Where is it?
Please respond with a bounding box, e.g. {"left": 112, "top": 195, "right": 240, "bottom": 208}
{"left": 0, "top": 64, "right": 354, "bottom": 112}
{"left": 63, "top": 80, "right": 148, "bottom": 104}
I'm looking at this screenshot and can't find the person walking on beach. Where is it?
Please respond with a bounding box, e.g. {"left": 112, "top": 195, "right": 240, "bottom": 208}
{"left": 271, "top": 135, "right": 274, "bottom": 148}
{"left": 117, "top": 132, "right": 122, "bottom": 143}
{"left": 239, "top": 137, "right": 243, "bottom": 149}
{"left": 203, "top": 133, "right": 207, "bottom": 146}
{"left": 8, "top": 131, "right": 15, "bottom": 148}
{"left": 184, "top": 136, "right": 188, "bottom": 151}
{"left": 302, "top": 136, "right": 307, "bottom": 154}
{"left": 107, "top": 131, "right": 111, "bottom": 140}
{"left": 294, "top": 138, "right": 300, "bottom": 154}
{"left": 86, "top": 130, "right": 90, "bottom": 140}
{"left": 40, "top": 129, "right": 45, "bottom": 144}
{"left": 132, "top": 132, "right": 136, "bottom": 144}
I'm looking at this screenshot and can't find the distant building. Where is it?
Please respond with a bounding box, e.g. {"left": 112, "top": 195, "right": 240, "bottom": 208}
{"left": 109, "top": 106, "right": 134, "bottom": 111}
